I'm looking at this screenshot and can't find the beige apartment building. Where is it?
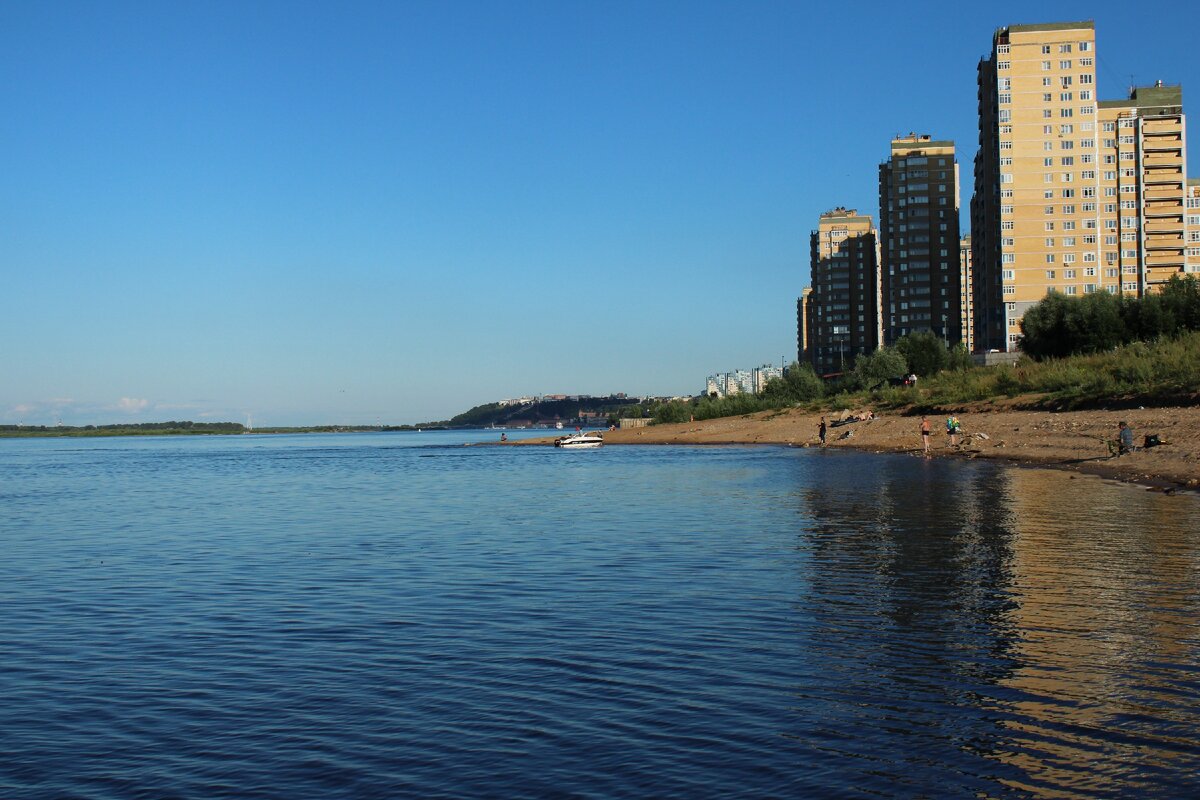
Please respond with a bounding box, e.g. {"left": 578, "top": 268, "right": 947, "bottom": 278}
{"left": 806, "top": 208, "right": 881, "bottom": 374}
{"left": 797, "top": 286, "right": 812, "bottom": 364}
{"left": 959, "top": 235, "right": 974, "bottom": 352}
{"left": 1190, "top": 180, "right": 1200, "bottom": 261}
{"left": 972, "top": 21, "right": 1194, "bottom": 352}
{"left": 878, "top": 135, "right": 962, "bottom": 345}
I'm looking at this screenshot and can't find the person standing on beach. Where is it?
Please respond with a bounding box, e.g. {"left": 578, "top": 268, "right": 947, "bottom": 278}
{"left": 818, "top": 417, "right": 827, "bottom": 447}
{"left": 946, "top": 415, "right": 960, "bottom": 447}
{"left": 920, "top": 416, "right": 931, "bottom": 454}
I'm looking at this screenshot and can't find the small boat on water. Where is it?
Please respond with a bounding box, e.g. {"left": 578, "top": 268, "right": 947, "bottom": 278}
{"left": 554, "top": 432, "right": 604, "bottom": 449}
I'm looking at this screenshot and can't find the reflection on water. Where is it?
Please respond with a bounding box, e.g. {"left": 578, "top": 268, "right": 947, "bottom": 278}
{"left": 1, "top": 435, "right": 1198, "bottom": 798}
{"left": 796, "top": 453, "right": 1200, "bottom": 796}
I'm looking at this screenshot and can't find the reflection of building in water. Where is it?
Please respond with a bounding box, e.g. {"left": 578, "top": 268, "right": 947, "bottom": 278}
{"left": 791, "top": 451, "right": 1200, "bottom": 793}
{"left": 991, "top": 468, "right": 1200, "bottom": 788}
{"left": 793, "top": 453, "right": 1027, "bottom": 783}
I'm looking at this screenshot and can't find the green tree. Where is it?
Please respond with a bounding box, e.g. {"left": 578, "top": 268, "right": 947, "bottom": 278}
{"left": 947, "top": 342, "right": 973, "bottom": 371}
{"left": 894, "top": 330, "right": 949, "bottom": 376}
{"left": 1159, "top": 274, "right": 1200, "bottom": 332}
{"left": 762, "top": 363, "right": 824, "bottom": 403}
{"left": 853, "top": 347, "right": 907, "bottom": 390}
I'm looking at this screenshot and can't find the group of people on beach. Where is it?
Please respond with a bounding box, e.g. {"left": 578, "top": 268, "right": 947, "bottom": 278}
{"left": 919, "top": 415, "right": 960, "bottom": 454}
{"left": 817, "top": 413, "right": 961, "bottom": 453}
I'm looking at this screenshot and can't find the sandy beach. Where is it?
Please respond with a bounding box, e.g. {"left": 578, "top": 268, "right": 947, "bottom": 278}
{"left": 511, "top": 403, "right": 1200, "bottom": 491}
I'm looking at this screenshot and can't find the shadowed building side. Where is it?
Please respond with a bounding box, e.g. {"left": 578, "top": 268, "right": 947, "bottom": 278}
{"left": 807, "top": 208, "right": 882, "bottom": 375}
{"left": 878, "top": 134, "right": 963, "bottom": 346}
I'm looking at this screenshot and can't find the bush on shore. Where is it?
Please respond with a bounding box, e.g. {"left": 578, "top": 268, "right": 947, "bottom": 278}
{"left": 1021, "top": 275, "right": 1200, "bottom": 359}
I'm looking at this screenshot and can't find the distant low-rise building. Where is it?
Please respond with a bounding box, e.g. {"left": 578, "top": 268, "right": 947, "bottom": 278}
{"left": 704, "top": 364, "right": 782, "bottom": 398}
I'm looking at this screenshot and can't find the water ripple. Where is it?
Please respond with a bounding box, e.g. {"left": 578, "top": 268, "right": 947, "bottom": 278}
{"left": 1, "top": 435, "right": 1199, "bottom": 798}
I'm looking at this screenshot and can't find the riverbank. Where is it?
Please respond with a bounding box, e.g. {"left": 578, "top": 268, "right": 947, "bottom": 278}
{"left": 510, "top": 403, "right": 1200, "bottom": 490}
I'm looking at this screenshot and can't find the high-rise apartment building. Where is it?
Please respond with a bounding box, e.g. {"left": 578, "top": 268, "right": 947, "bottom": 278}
{"left": 1097, "top": 84, "right": 1195, "bottom": 290}
{"left": 797, "top": 287, "right": 812, "bottom": 364}
{"left": 973, "top": 21, "right": 1192, "bottom": 352}
{"left": 1189, "top": 180, "right": 1200, "bottom": 264}
{"left": 959, "top": 235, "right": 975, "bottom": 352}
{"left": 878, "top": 135, "right": 962, "bottom": 345}
{"left": 972, "top": 22, "right": 1099, "bottom": 352}
{"left": 807, "top": 208, "right": 881, "bottom": 374}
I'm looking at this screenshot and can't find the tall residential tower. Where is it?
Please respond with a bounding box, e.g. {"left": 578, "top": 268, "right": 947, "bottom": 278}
{"left": 878, "top": 135, "right": 962, "bottom": 345}
{"left": 807, "top": 208, "right": 881, "bottom": 374}
{"left": 972, "top": 21, "right": 1193, "bottom": 352}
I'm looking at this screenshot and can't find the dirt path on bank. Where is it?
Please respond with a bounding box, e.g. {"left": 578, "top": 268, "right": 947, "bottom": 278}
{"left": 507, "top": 404, "right": 1200, "bottom": 490}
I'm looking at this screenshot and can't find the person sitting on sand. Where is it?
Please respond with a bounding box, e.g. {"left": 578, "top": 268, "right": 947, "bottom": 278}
{"left": 1117, "top": 421, "right": 1133, "bottom": 456}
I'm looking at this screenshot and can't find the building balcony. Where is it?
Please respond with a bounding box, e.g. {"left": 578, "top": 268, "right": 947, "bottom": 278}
{"left": 1143, "top": 154, "right": 1183, "bottom": 168}
{"left": 1141, "top": 138, "right": 1183, "bottom": 152}
{"left": 1145, "top": 219, "right": 1183, "bottom": 234}
{"left": 1141, "top": 119, "right": 1182, "bottom": 135}
{"left": 1145, "top": 170, "right": 1184, "bottom": 185}
{"left": 1144, "top": 201, "right": 1183, "bottom": 216}
{"left": 1146, "top": 252, "right": 1186, "bottom": 267}
{"left": 1144, "top": 187, "right": 1182, "bottom": 201}
{"left": 1145, "top": 235, "right": 1184, "bottom": 250}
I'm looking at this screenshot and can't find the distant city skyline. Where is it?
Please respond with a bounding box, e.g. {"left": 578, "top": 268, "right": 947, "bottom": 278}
{"left": 3, "top": 1, "right": 1197, "bottom": 425}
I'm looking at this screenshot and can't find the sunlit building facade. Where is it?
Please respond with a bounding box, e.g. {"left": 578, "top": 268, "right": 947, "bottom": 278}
{"left": 972, "top": 21, "right": 1192, "bottom": 352}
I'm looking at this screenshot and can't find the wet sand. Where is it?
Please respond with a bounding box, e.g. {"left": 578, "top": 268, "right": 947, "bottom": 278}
{"left": 508, "top": 404, "right": 1200, "bottom": 491}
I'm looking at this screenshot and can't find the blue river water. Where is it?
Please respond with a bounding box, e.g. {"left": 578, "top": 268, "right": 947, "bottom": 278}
{"left": 2, "top": 430, "right": 1199, "bottom": 799}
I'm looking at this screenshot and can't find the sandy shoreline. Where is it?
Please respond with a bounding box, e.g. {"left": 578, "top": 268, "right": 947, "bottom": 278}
{"left": 506, "top": 404, "right": 1200, "bottom": 491}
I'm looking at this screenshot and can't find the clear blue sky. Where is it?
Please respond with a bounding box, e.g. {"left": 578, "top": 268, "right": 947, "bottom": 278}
{"left": 3, "top": 1, "right": 1197, "bottom": 425}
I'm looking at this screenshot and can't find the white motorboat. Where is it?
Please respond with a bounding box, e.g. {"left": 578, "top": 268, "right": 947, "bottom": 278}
{"left": 554, "top": 432, "right": 604, "bottom": 449}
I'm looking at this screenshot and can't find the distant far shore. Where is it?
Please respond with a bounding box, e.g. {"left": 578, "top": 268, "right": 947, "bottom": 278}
{"left": 0, "top": 424, "right": 440, "bottom": 438}
{"left": 506, "top": 403, "right": 1200, "bottom": 492}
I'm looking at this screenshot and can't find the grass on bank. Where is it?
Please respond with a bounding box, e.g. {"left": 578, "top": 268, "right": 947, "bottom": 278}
{"left": 650, "top": 331, "right": 1200, "bottom": 424}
